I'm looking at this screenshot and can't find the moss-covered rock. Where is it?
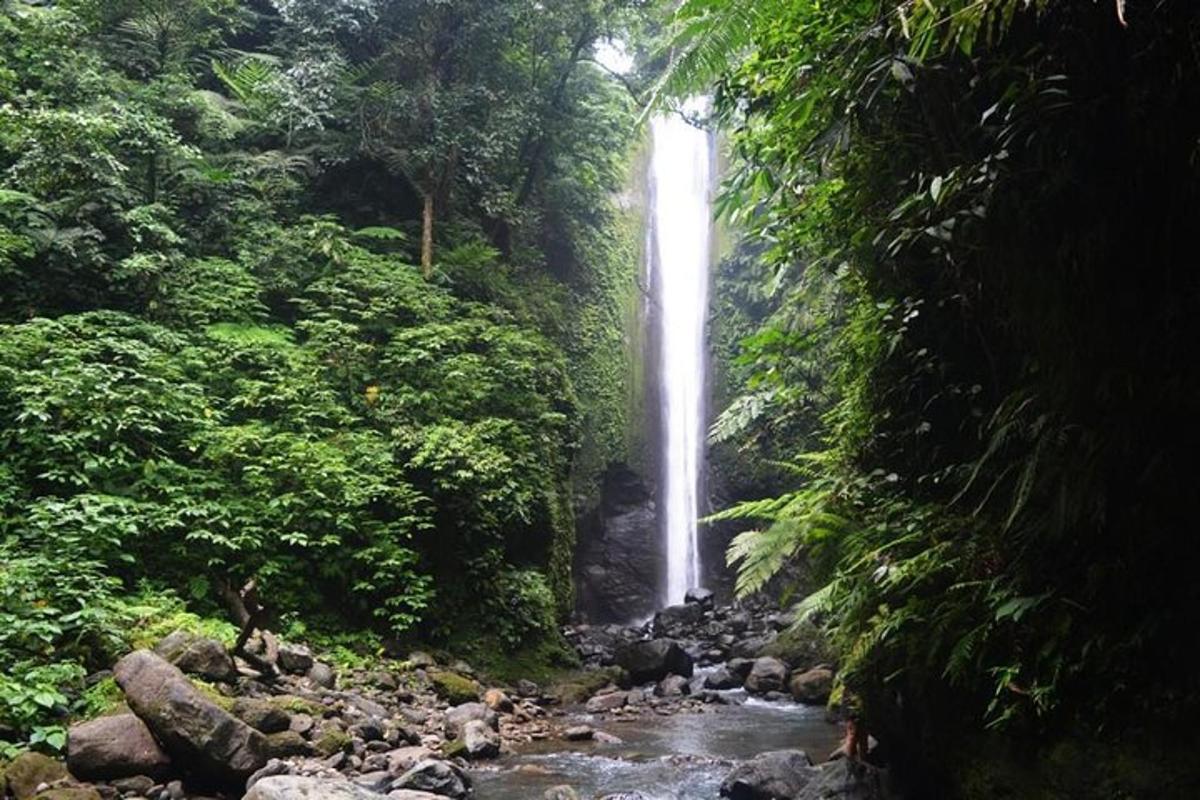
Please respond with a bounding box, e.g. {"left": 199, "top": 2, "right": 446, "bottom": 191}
{"left": 313, "top": 729, "right": 352, "bottom": 758}
{"left": 5, "top": 752, "right": 69, "bottom": 800}
{"left": 551, "top": 666, "right": 628, "bottom": 705}
{"left": 428, "top": 671, "right": 480, "bottom": 704}
{"left": 758, "top": 620, "right": 835, "bottom": 670}
{"left": 263, "top": 731, "right": 311, "bottom": 759}
{"left": 268, "top": 695, "right": 326, "bottom": 717}
{"left": 32, "top": 788, "right": 100, "bottom": 800}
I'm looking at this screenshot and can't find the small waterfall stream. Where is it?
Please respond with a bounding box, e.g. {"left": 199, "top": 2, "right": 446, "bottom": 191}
{"left": 649, "top": 106, "right": 714, "bottom": 606}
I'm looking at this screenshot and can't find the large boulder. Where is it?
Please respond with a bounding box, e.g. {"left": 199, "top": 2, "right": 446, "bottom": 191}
{"left": 795, "top": 760, "right": 888, "bottom": 800}
{"left": 276, "top": 643, "right": 314, "bottom": 675}
{"left": 743, "top": 657, "right": 789, "bottom": 695}
{"left": 4, "top": 752, "right": 70, "bottom": 800}
{"left": 67, "top": 714, "right": 171, "bottom": 780}
{"left": 233, "top": 698, "right": 292, "bottom": 734}
{"left": 654, "top": 674, "right": 691, "bottom": 697}
{"left": 720, "top": 750, "right": 814, "bottom": 800}
{"left": 393, "top": 760, "right": 472, "bottom": 799}
{"left": 653, "top": 603, "right": 704, "bottom": 637}
{"left": 788, "top": 667, "right": 834, "bottom": 706}
{"left": 684, "top": 587, "right": 715, "bottom": 608}
{"left": 459, "top": 719, "right": 500, "bottom": 759}
{"left": 616, "top": 639, "right": 694, "bottom": 685}
{"left": 704, "top": 667, "right": 741, "bottom": 690}
{"left": 114, "top": 649, "right": 268, "bottom": 784}
{"left": 442, "top": 702, "right": 497, "bottom": 739}
{"left": 585, "top": 691, "right": 628, "bottom": 713}
{"left": 153, "top": 630, "right": 237, "bottom": 683}
{"left": 245, "top": 776, "right": 382, "bottom": 800}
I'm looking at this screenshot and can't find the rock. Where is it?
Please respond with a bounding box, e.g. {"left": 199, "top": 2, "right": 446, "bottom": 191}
{"left": 388, "top": 793, "right": 444, "bottom": 800}
{"left": 152, "top": 630, "right": 236, "bottom": 683}
{"left": 654, "top": 674, "right": 691, "bottom": 697}
{"left": 407, "top": 652, "right": 437, "bottom": 669}
{"left": 719, "top": 750, "right": 814, "bottom": 800}
{"left": 352, "top": 772, "right": 392, "bottom": 793}
{"left": 67, "top": 714, "right": 171, "bottom": 780}
{"left": 593, "top": 731, "right": 623, "bottom": 744}
{"left": 244, "top": 777, "right": 383, "bottom": 800}
{"left": 615, "top": 639, "right": 694, "bottom": 684}
{"left": 443, "top": 703, "right": 497, "bottom": 738}
{"left": 246, "top": 760, "right": 293, "bottom": 791}
{"left": 288, "top": 713, "right": 315, "bottom": 736}
{"left": 788, "top": 667, "right": 834, "bottom": 705}
{"left": 685, "top": 588, "right": 715, "bottom": 608}
{"left": 307, "top": 662, "right": 336, "bottom": 689}
{"left": 459, "top": 719, "right": 500, "bottom": 759}
{"left": 584, "top": 692, "right": 627, "bottom": 713}
{"left": 428, "top": 671, "right": 480, "bottom": 704}
{"left": 544, "top": 787, "right": 579, "bottom": 800}
{"left": 759, "top": 620, "right": 835, "bottom": 670}
{"left": 385, "top": 747, "right": 434, "bottom": 776}
{"left": 5, "top": 752, "right": 70, "bottom": 800}
{"left": 233, "top": 699, "right": 291, "bottom": 734}
{"left": 33, "top": 789, "right": 101, "bottom": 800}
{"left": 703, "top": 667, "right": 741, "bottom": 690}
{"left": 276, "top": 644, "right": 315, "bottom": 676}
{"left": 743, "top": 657, "right": 789, "bottom": 695}
{"left": 598, "top": 794, "right": 651, "bottom": 800}
{"left": 732, "top": 635, "right": 777, "bottom": 659}
{"left": 727, "top": 658, "right": 755, "bottom": 680}
{"left": 481, "top": 689, "right": 513, "bottom": 713}
{"left": 652, "top": 604, "right": 704, "bottom": 637}
{"left": 165, "top": 779, "right": 184, "bottom": 800}
{"left": 313, "top": 728, "right": 352, "bottom": 757}
{"left": 515, "top": 680, "right": 539, "bottom": 698}
{"left": 562, "top": 726, "right": 594, "bottom": 741}
{"left": 113, "top": 650, "right": 268, "bottom": 784}
{"left": 393, "top": 760, "right": 472, "bottom": 800}
{"left": 110, "top": 776, "right": 155, "bottom": 796}
{"left": 795, "top": 759, "right": 888, "bottom": 800}
{"left": 263, "top": 731, "right": 311, "bottom": 758}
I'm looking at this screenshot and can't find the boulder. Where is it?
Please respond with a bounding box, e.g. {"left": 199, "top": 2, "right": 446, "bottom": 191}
{"left": 515, "top": 680, "right": 539, "bottom": 698}
{"left": 233, "top": 699, "right": 291, "bottom": 734}
{"left": 386, "top": 747, "right": 434, "bottom": 775}
{"left": 704, "top": 667, "right": 741, "bottom": 690}
{"left": 307, "top": 661, "right": 337, "bottom": 689}
{"left": 585, "top": 691, "right": 627, "bottom": 713}
{"left": 246, "top": 760, "right": 294, "bottom": 790}
{"left": 544, "top": 787, "right": 580, "bottom": 800}
{"left": 685, "top": 587, "right": 715, "bottom": 608}
{"left": 113, "top": 650, "right": 268, "bottom": 784}
{"left": 67, "top": 714, "right": 171, "bottom": 780}
{"left": 153, "top": 630, "right": 236, "bottom": 683}
{"left": 245, "top": 777, "right": 382, "bottom": 800}
{"left": 263, "top": 731, "right": 311, "bottom": 758}
{"left": 4, "top": 752, "right": 70, "bottom": 800}
{"left": 727, "top": 658, "right": 755, "bottom": 680}
{"left": 743, "top": 657, "right": 789, "bottom": 695}
{"left": 795, "top": 759, "right": 888, "bottom": 800}
{"left": 407, "top": 652, "right": 437, "bottom": 669}
{"left": 654, "top": 674, "right": 691, "bottom": 697}
{"left": 482, "top": 688, "right": 513, "bottom": 713}
{"left": 562, "top": 726, "right": 594, "bottom": 741}
{"left": 442, "top": 703, "right": 497, "bottom": 739}
{"left": 719, "top": 750, "right": 814, "bottom": 800}
{"left": 393, "top": 760, "right": 472, "bottom": 800}
{"left": 788, "top": 667, "right": 834, "bottom": 705}
{"left": 460, "top": 719, "right": 500, "bottom": 759}
{"left": 389, "top": 793, "right": 445, "bottom": 800}
{"left": 276, "top": 644, "right": 315, "bottom": 676}
{"left": 110, "top": 776, "right": 155, "bottom": 796}
{"left": 616, "top": 639, "right": 694, "bottom": 684}
{"left": 32, "top": 789, "right": 100, "bottom": 800}
{"left": 653, "top": 604, "right": 703, "bottom": 636}
{"left": 428, "top": 671, "right": 480, "bottom": 704}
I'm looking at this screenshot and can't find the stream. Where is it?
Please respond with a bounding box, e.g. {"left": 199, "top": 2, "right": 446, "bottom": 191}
{"left": 472, "top": 693, "right": 844, "bottom": 800}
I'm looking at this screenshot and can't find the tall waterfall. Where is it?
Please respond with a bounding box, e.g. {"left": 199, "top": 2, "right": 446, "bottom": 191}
{"left": 649, "top": 107, "right": 714, "bottom": 606}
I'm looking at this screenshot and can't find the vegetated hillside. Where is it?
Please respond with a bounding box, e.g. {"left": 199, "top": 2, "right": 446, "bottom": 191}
{"left": 0, "top": 0, "right": 650, "bottom": 753}
{"left": 674, "top": 0, "right": 1200, "bottom": 796}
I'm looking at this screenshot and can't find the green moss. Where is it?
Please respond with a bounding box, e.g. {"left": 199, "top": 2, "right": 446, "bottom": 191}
{"left": 313, "top": 729, "right": 352, "bottom": 758}
{"left": 442, "top": 738, "right": 467, "bottom": 759}
{"left": 759, "top": 620, "right": 836, "bottom": 669}
{"left": 192, "top": 680, "right": 235, "bottom": 712}
{"left": 551, "top": 666, "right": 626, "bottom": 704}
{"left": 447, "top": 630, "right": 581, "bottom": 687}
{"left": 76, "top": 677, "right": 126, "bottom": 719}
{"left": 268, "top": 695, "right": 325, "bottom": 717}
{"left": 428, "top": 670, "right": 480, "bottom": 704}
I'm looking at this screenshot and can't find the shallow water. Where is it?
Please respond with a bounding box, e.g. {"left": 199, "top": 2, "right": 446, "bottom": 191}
{"left": 472, "top": 696, "right": 844, "bottom": 800}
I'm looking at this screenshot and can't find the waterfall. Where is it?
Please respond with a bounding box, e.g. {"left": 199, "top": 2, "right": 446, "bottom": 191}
{"left": 649, "top": 105, "right": 714, "bottom": 607}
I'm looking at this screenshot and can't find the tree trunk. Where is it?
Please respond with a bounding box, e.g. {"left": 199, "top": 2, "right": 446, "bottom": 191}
{"left": 421, "top": 192, "right": 434, "bottom": 279}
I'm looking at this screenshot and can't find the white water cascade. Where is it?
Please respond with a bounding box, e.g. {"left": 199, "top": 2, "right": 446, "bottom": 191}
{"left": 649, "top": 106, "right": 714, "bottom": 606}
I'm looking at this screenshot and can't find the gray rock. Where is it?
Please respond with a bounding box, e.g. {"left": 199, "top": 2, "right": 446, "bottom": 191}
{"left": 789, "top": 667, "right": 834, "bottom": 706}
{"left": 308, "top": 662, "right": 336, "bottom": 689}
{"left": 114, "top": 650, "right": 268, "bottom": 784}
{"left": 153, "top": 630, "right": 237, "bottom": 683}
{"left": 481, "top": 688, "right": 513, "bottom": 713}
{"left": 616, "top": 639, "right": 694, "bottom": 684}
{"left": 276, "top": 644, "right": 314, "bottom": 676}
{"left": 67, "top": 714, "right": 171, "bottom": 780}
{"left": 544, "top": 788, "right": 579, "bottom": 800}
{"left": 245, "top": 760, "right": 293, "bottom": 791}
{"left": 585, "top": 691, "right": 627, "bottom": 713}
{"left": 795, "top": 760, "right": 888, "bottom": 800}
{"left": 442, "top": 702, "right": 497, "bottom": 738}
{"left": 388, "top": 792, "right": 445, "bottom": 800}
{"left": 703, "top": 667, "right": 741, "bottom": 690}
{"left": 353, "top": 772, "right": 392, "bottom": 793}
{"left": 654, "top": 674, "right": 691, "bottom": 697}
{"left": 245, "top": 777, "right": 382, "bottom": 800}
{"left": 233, "top": 699, "right": 291, "bottom": 734}
{"left": 515, "top": 680, "right": 539, "bottom": 698}
{"left": 110, "top": 776, "right": 156, "bottom": 796}
{"left": 743, "top": 657, "right": 789, "bottom": 695}
{"left": 653, "top": 603, "right": 703, "bottom": 636}
{"left": 727, "top": 658, "right": 755, "bottom": 680}
{"left": 685, "top": 587, "right": 715, "bottom": 608}
{"left": 562, "top": 726, "right": 594, "bottom": 741}
{"left": 460, "top": 719, "right": 500, "bottom": 759}
{"left": 385, "top": 747, "right": 434, "bottom": 776}
{"left": 407, "top": 652, "right": 437, "bottom": 669}
{"left": 720, "top": 750, "right": 814, "bottom": 800}
{"left": 393, "top": 760, "right": 471, "bottom": 799}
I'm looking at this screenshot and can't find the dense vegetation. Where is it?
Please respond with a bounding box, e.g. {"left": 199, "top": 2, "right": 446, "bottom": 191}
{"left": 681, "top": 0, "right": 1200, "bottom": 795}
{"left": 0, "top": 0, "right": 649, "bottom": 754}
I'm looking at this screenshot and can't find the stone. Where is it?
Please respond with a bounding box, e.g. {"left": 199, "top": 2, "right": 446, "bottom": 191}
{"left": 593, "top": 731, "right": 623, "bottom": 744}
{"left": 352, "top": 772, "right": 392, "bottom": 793}
{"left": 685, "top": 587, "right": 715, "bottom": 608}
{"left": 388, "top": 793, "right": 444, "bottom": 800}
{"left": 615, "top": 639, "right": 694, "bottom": 685}
{"left": 263, "top": 731, "right": 311, "bottom": 758}
{"left": 481, "top": 688, "right": 513, "bottom": 713}
{"left": 719, "top": 750, "right": 814, "bottom": 800}
{"left": 393, "top": 760, "right": 471, "bottom": 800}
{"left": 654, "top": 674, "right": 691, "bottom": 697}
{"left": 584, "top": 691, "right": 627, "bottom": 713}
{"left": 703, "top": 667, "right": 741, "bottom": 690}
{"left": 233, "top": 699, "right": 291, "bottom": 734}
{"left": 244, "top": 777, "right": 383, "bottom": 800}
{"left": 67, "top": 714, "right": 171, "bottom": 780}
{"left": 407, "top": 652, "right": 437, "bottom": 669}
{"left": 515, "top": 680, "right": 539, "bottom": 698}
{"left": 652, "top": 603, "right": 704, "bottom": 637}
{"left": 442, "top": 702, "right": 497, "bottom": 738}
{"left": 5, "top": 752, "right": 70, "bottom": 800}
{"left": 562, "top": 726, "right": 594, "bottom": 741}
{"left": 795, "top": 760, "right": 888, "bottom": 800}
{"left": 544, "top": 787, "right": 579, "bottom": 800}
{"left": 727, "top": 658, "right": 755, "bottom": 680}
{"left": 152, "top": 630, "right": 236, "bottom": 683}
{"left": 428, "top": 671, "right": 480, "bottom": 704}
{"left": 460, "top": 719, "right": 500, "bottom": 759}
{"left": 788, "top": 667, "right": 834, "bottom": 705}
{"left": 113, "top": 650, "right": 268, "bottom": 785}
{"left": 307, "top": 662, "right": 336, "bottom": 689}
{"left": 288, "top": 713, "right": 315, "bottom": 736}
{"left": 110, "top": 776, "right": 156, "bottom": 796}
{"left": 385, "top": 747, "right": 434, "bottom": 776}
{"left": 732, "top": 634, "right": 777, "bottom": 659}
{"left": 276, "top": 644, "right": 315, "bottom": 676}
{"left": 33, "top": 789, "right": 100, "bottom": 800}
{"left": 246, "top": 760, "right": 293, "bottom": 791}
{"left": 743, "top": 657, "right": 789, "bottom": 695}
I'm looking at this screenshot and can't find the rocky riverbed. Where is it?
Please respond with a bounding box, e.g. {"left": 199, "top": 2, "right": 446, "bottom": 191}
{"left": 0, "top": 593, "right": 892, "bottom": 800}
